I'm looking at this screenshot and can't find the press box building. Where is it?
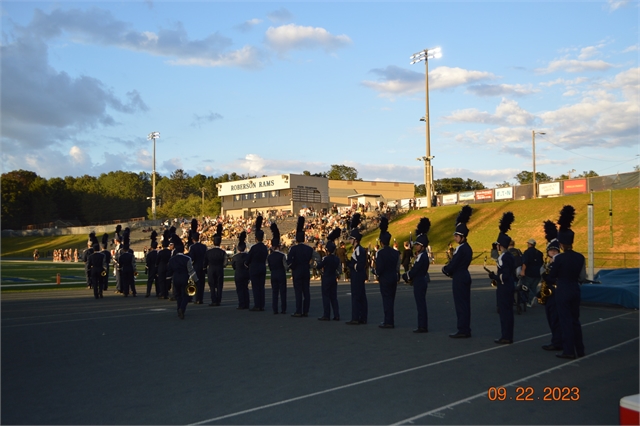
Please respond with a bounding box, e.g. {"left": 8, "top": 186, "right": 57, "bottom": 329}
{"left": 218, "top": 173, "right": 414, "bottom": 218}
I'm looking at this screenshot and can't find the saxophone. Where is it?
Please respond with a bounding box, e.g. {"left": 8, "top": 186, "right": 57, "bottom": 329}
{"left": 537, "top": 258, "right": 554, "bottom": 305}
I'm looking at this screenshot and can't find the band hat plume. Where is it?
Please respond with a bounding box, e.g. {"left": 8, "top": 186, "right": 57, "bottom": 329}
{"left": 557, "top": 205, "right": 576, "bottom": 245}
{"left": 454, "top": 205, "right": 472, "bottom": 237}
{"left": 254, "top": 215, "right": 264, "bottom": 242}
{"left": 270, "top": 222, "right": 280, "bottom": 248}
{"left": 349, "top": 213, "right": 362, "bottom": 241}
{"left": 325, "top": 227, "right": 342, "bottom": 253}
{"left": 497, "top": 211, "right": 515, "bottom": 248}
{"left": 415, "top": 217, "right": 431, "bottom": 247}
{"left": 543, "top": 220, "right": 560, "bottom": 252}
{"left": 295, "top": 216, "right": 305, "bottom": 243}
{"left": 378, "top": 216, "right": 391, "bottom": 246}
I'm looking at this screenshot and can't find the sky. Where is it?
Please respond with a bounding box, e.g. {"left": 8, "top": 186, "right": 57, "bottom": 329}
{"left": 1, "top": 0, "right": 638, "bottom": 188}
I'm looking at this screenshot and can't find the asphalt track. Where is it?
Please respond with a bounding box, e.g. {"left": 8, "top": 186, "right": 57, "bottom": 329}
{"left": 2, "top": 266, "right": 638, "bottom": 425}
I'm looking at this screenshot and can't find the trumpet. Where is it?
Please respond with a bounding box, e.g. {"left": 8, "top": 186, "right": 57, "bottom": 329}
{"left": 187, "top": 278, "right": 197, "bottom": 297}
{"left": 101, "top": 269, "right": 107, "bottom": 277}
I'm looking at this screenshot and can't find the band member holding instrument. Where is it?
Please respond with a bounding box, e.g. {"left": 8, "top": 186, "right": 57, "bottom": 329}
{"left": 402, "top": 218, "right": 430, "bottom": 333}
{"left": 492, "top": 212, "right": 517, "bottom": 344}
{"left": 232, "top": 232, "right": 251, "bottom": 310}
{"left": 267, "top": 223, "right": 288, "bottom": 315}
{"left": 345, "top": 213, "right": 368, "bottom": 325}
{"left": 119, "top": 228, "right": 137, "bottom": 297}
{"left": 82, "top": 232, "right": 96, "bottom": 289}
{"left": 156, "top": 229, "right": 172, "bottom": 299}
{"left": 87, "top": 233, "right": 107, "bottom": 299}
{"left": 100, "top": 233, "right": 112, "bottom": 293}
{"left": 288, "top": 216, "right": 314, "bottom": 318}
{"left": 246, "top": 216, "right": 268, "bottom": 312}
{"left": 548, "top": 205, "right": 586, "bottom": 360}
{"left": 316, "top": 227, "right": 342, "bottom": 322}
{"left": 205, "top": 224, "right": 227, "bottom": 307}
{"left": 442, "top": 205, "right": 473, "bottom": 338}
{"left": 113, "top": 225, "right": 123, "bottom": 294}
{"left": 540, "top": 220, "right": 563, "bottom": 352}
{"left": 167, "top": 235, "right": 198, "bottom": 320}
{"left": 145, "top": 231, "right": 159, "bottom": 298}
{"left": 187, "top": 220, "right": 207, "bottom": 305}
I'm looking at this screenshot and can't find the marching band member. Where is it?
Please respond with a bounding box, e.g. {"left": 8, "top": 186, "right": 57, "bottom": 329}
{"left": 442, "top": 205, "right": 473, "bottom": 338}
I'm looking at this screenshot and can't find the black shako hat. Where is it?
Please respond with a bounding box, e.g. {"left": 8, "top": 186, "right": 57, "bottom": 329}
{"left": 378, "top": 216, "right": 391, "bottom": 246}
{"left": 270, "top": 222, "right": 280, "bottom": 248}
{"left": 295, "top": 216, "right": 305, "bottom": 243}
{"left": 414, "top": 217, "right": 431, "bottom": 247}
{"left": 325, "top": 227, "right": 341, "bottom": 253}
{"left": 496, "top": 212, "right": 514, "bottom": 249}
{"left": 349, "top": 213, "right": 362, "bottom": 241}
{"left": 543, "top": 220, "right": 559, "bottom": 252}
{"left": 557, "top": 205, "right": 576, "bottom": 246}
{"left": 213, "top": 223, "right": 223, "bottom": 246}
{"left": 237, "top": 231, "right": 247, "bottom": 252}
{"left": 254, "top": 216, "right": 264, "bottom": 242}
{"left": 454, "top": 205, "right": 472, "bottom": 237}
{"left": 149, "top": 230, "right": 158, "bottom": 249}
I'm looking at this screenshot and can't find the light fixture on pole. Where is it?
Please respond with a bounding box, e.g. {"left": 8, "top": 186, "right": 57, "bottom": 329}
{"left": 531, "top": 130, "right": 545, "bottom": 199}
{"left": 147, "top": 131, "right": 160, "bottom": 220}
{"left": 411, "top": 47, "right": 442, "bottom": 207}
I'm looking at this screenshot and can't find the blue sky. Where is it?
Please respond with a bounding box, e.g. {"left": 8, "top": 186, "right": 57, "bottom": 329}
{"left": 1, "top": 0, "right": 638, "bottom": 188}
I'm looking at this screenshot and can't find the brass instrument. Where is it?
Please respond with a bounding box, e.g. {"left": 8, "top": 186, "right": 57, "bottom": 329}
{"left": 186, "top": 278, "right": 197, "bottom": 297}
{"left": 101, "top": 270, "right": 107, "bottom": 277}
{"left": 537, "top": 259, "right": 553, "bottom": 305}
{"left": 483, "top": 256, "right": 498, "bottom": 287}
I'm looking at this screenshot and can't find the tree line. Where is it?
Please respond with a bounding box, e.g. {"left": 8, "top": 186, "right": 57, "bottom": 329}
{"left": 0, "top": 165, "right": 363, "bottom": 230}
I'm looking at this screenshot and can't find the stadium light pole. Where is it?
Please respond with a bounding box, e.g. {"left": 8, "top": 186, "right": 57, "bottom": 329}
{"left": 147, "top": 131, "right": 160, "bottom": 220}
{"left": 411, "top": 47, "right": 442, "bottom": 207}
{"left": 532, "top": 130, "right": 545, "bottom": 199}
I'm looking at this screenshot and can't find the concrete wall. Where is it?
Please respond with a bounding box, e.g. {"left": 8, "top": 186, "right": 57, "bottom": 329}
{"left": 1, "top": 220, "right": 162, "bottom": 238}
{"left": 329, "top": 180, "right": 414, "bottom": 206}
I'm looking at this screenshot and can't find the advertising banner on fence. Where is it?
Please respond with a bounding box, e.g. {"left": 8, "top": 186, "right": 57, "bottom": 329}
{"left": 495, "top": 187, "right": 513, "bottom": 200}
{"left": 442, "top": 194, "right": 458, "bottom": 205}
{"left": 475, "top": 189, "right": 493, "bottom": 200}
{"left": 539, "top": 182, "right": 560, "bottom": 196}
{"left": 459, "top": 191, "right": 475, "bottom": 201}
{"left": 564, "top": 179, "right": 587, "bottom": 194}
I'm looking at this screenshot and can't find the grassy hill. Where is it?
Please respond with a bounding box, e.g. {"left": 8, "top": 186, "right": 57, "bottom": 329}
{"left": 2, "top": 188, "right": 638, "bottom": 267}
{"left": 360, "top": 188, "right": 639, "bottom": 266}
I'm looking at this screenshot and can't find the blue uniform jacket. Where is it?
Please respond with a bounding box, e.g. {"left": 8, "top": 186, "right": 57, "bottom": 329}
{"left": 407, "top": 251, "right": 430, "bottom": 285}
{"left": 316, "top": 254, "right": 341, "bottom": 284}
{"left": 548, "top": 250, "right": 585, "bottom": 296}
{"left": 375, "top": 246, "right": 401, "bottom": 284}
{"left": 245, "top": 242, "right": 268, "bottom": 275}
{"left": 349, "top": 245, "right": 368, "bottom": 280}
{"left": 442, "top": 242, "right": 472, "bottom": 282}
{"left": 288, "top": 243, "right": 314, "bottom": 279}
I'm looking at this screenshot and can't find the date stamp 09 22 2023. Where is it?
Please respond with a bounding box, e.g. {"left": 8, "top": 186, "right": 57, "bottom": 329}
{"left": 488, "top": 386, "right": 580, "bottom": 401}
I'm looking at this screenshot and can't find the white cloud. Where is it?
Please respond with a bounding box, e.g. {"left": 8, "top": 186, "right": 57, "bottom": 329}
{"left": 537, "top": 58, "right": 614, "bottom": 73}
{"left": 578, "top": 46, "right": 599, "bottom": 60}
{"left": 235, "top": 18, "right": 263, "bottom": 33}
{"left": 539, "top": 77, "right": 589, "bottom": 87}
{"left": 362, "top": 65, "right": 496, "bottom": 97}
{"left": 267, "top": 7, "right": 293, "bottom": 23}
{"left": 466, "top": 83, "right": 539, "bottom": 97}
{"left": 191, "top": 111, "right": 223, "bottom": 128}
{"left": 607, "top": 0, "right": 630, "bottom": 11}
{"left": 444, "top": 98, "right": 536, "bottom": 126}
{"left": 69, "top": 146, "right": 90, "bottom": 164}
{"left": 265, "top": 24, "right": 351, "bottom": 54}
{"left": 622, "top": 45, "right": 639, "bottom": 53}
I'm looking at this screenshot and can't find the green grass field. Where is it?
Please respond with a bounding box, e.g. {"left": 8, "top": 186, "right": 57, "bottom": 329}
{"left": 360, "top": 188, "right": 639, "bottom": 266}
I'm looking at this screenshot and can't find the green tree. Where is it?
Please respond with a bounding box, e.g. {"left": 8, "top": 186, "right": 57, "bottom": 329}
{"left": 514, "top": 171, "right": 553, "bottom": 185}
{"left": 414, "top": 184, "right": 425, "bottom": 196}
{"left": 496, "top": 181, "right": 512, "bottom": 188}
{"left": 577, "top": 170, "right": 599, "bottom": 178}
{"left": 434, "top": 177, "right": 486, "bottom": 194}
{"left": 326, "top": 165, "right": 360, "bottom": 181}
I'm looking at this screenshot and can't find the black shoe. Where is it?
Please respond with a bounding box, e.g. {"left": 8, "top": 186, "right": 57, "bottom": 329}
{"left": 302, "top": 313, "right": 308, "bottom": 317}
{"left": 379, "top": 323, "right": 394, "bottom": 329}
{"left": 132, "top": 293, "right": 137, "bottom": 297}
{"left": 359, "top": 320, "right": 367, "bottom": 325}
{"left": 249, "top": 307, "right": 261, "bottom": 311}
{"left": 259, "top": 308, "right": 265, "bottom": 311}
{"left": 95, "top": 296, "right": 99, "bottom": 299}
{"left": 318, "top": 317, "right": 330, "bottom": 321}
{"left": 413, "top": 328, "right": 428, "bottom": 333}
{"left": 169, "top": 297, "right": 176, "bottom": 301}
{"left": 291, "top": 313, "right": 303, "bottom": 317}
{"left": 449, "top": 332, "right": 471, "bottom": 338}
{"left": 209, "top": 303, "right": 217, "bottom": 307}
{"left": 494, "top": 338, "right": 513, "bottom": 344}
{"left": 281, "top": 311, "right": 287, "bottom": 314}
{"left": 274, "top": 311, "right": 279, "bottom": 315}
{"left": 345, "top": 320, "right": 360, "bottom": 325}
{"left": 556, "top": 353, "right": 576, "bottom": 360}
{"left": 542, "top": 344, "right": 562, "bottom": 351}
{"left": 99, "top": 294, "right": 103, "bottom": 298}
{"left": 145, "top": 294, "right": 150, "bottom": 298}
{"left": 332, "top": 317, "right": 340, "bottom": 321}
{"left": 177, "top": 309, "right": 185, "bottom": 319}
